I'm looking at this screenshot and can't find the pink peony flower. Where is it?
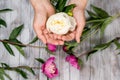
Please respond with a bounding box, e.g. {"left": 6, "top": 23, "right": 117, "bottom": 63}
{"left": 46, "top": 43, "right": 57, "bottom": 52}
{"left": 66, "top": 55, "right": 80, "bottom": 69}
{"left": 41, "top": 57, "right": 59, "bottom": 78}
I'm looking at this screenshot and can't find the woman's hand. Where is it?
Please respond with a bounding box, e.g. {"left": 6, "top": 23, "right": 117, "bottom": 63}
{"left": 61, "top": 0, "right": 87, "bottom": 43}
{"left": 31, "top": 0, "right": 64, "bottom": 45}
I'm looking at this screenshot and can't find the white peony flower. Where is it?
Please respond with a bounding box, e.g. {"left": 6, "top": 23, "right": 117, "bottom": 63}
{"left": 46, "top": 12, "right": 77, "bottom": 35}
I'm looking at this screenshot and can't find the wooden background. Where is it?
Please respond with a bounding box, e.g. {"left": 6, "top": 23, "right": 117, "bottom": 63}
{"left": 0, "top": 0, "right": 120, "bottom": 80}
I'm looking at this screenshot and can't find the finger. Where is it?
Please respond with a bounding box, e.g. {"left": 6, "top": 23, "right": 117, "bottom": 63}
{"left": 48, "top": 33, "right": 53, "bottom": 39}
{"left": 58, "top": 40, "right": 64, "bottom": 45}
{"left": 53, "top": 34, "right": 58, "bottom": 40}
{"left": 57, "top": 35, "right": 62, "bottom": 40}
{"left": 33, "top": 12, "right": 47, "bottom": 44}
{"left": 43, "top": 29, "right": 49, "bottom": 34}
{"left": 47, "top": 33, "right": 64, "bottom": 45}
{"left": 73, "top": 10, "right": 86, "bottom": 43}
{"left": 48, "top": 39, "right": 60, "bottom": 45}
{"left": 37, "top": 34, "right": 46, "bottom": 44}
{"left": 62, "top": 32, "right": 75, "bottom": 41}
{"left": 62, "top": 35, "right": 73, "bottom": 41}
{"left": 44, "top": 33, "right": 59, "bottom": 45}
{"left": 53, "top": 34, "right": 62, "bottom": 40}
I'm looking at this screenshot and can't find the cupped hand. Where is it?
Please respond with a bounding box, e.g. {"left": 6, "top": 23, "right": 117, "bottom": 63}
{"left": 61, "top": 0, "right": 87, "bottom": 43}
{"left": 31, "top": 0, "right": 64, "bottom": 45}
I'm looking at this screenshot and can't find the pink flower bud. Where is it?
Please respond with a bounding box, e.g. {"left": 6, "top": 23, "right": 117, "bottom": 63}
{"left": 41, "top": 57, "right": 59, "bottom": 78}
{"left": 62, "top": 45, "right": 68, "bottom": 52}
{"left": 66, "top": 55, "right": 80, "bottom": 69}
{"left": 46, "top": 43, "right": 57, "bottom": 52}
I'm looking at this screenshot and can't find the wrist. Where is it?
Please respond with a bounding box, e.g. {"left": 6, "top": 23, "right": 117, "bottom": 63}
{"left": 69, "top": 0, "right": 87, "bottom": 10}
{"left": 30, "top": 0, "right": 50, "bottom": 10}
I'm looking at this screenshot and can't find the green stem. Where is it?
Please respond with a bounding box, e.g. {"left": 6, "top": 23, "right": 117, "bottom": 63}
{"left": 73, "top": 50, "right": 90, "bottom": 58}
{"left": 76, "top": 50, "right": 91, "bottom": 58}
{"left": 0, "top": 66, "right": 40, "bottom": 70}
{"left": 0, "top": 39, "right": 46, "bottom": 48}
{"left": 112, "top": 13, "right": 120, "bottom": 19}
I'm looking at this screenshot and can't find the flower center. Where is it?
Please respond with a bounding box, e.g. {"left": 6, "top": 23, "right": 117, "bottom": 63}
{"left": 51, "top": 20, "right": 65, "bottom": 27}
{"left": 46, "top": 63, "right": 56, "bottom": 73}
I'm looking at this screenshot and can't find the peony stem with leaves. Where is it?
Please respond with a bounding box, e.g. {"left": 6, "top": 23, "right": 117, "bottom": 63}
{"left": 0, "top": 39, "right": 46, "bottom": 48}
{"left": 0, "top": 66, "right": 40, "bottom": 70}
{"left": 75, "top": 37, "right": 120, "bottom": 59}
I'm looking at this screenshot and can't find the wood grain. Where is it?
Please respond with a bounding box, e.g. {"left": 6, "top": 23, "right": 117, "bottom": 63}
{"left": 0, "top": 0, "right": 120, "bottom": 80}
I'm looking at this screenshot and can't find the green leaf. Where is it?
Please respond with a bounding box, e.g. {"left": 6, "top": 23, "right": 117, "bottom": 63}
{"left": 2, "top": 42, "right": 14, "bottom": 56}
{"left": 0, "top": 9, "right": 12, "bottom": 13}
{"left": 50, "top": 0, "right": 58, "bottom": 7}
{"left": 82, "top": 23, "right": 101, "bottom": 38}
{"left": 114, "top": 39, "right": 120, "bottom": 49}
{"left": 63, "top": 4, "right": 76, "bottom": 16}
{"left": 64, "top": 41, "right": 78, "bottom": 53}
{"left": 27, "top": 68, "right": 35, "bottom": 75}
{"left": 15, "top": 45, "right": 25, "bottom": 57}
{"left": 29, "top": 36, "right": 38, "bottom": 44}
{"left": 1, "top": 63, "right": 10, "bottom": 68}
{"left": 82, "top": 27, "right": 90, "bottom": 36}
{"left": 86, "top": 10, "right": 99, "bottom": 18}
{"left": 86, "top": 50, "right": 97, "bottom": 60}
{"left": 0, "top": 74, "right": 4, "bottom": 80}
{"left": 24, "top": 66, "right": 35, "bottom": 75}
{"left": 0, "top": 69, "right": 5, "bottom": 80}
{"left": 35, "top": 58, "right": 45, "bottom": 64}
{"left": 56, "top": 0, "right": 67, "bottom": 12}
{"left": 45, "top": 47, "right": 55, "bottom": 55}
{"left": 101, "top": 17, "right": 113, "bottom": 36}
{"left": 7, "top": 39, "right": 26, "bottom": 47}
{"left": 4, "top": 72, "right": 12, "bottom": 80}
{"left": 15, "top": 69, "right": 28, "bottom": 79}
{"left": 91, "top": 5, "right": 110, "bottom": 18}
{"left": 0, "top": 65, "right": 11, "bottom": 80}
{"left": 86, "top": 42, "right": 111, "bottom": 60}
{"left": 0, "top": 18, "right": 7, "bottom": 27}
{"left": 0, "top": 69, "right": 5, "bottom": 74}
{"left": 86, "top": 18, "right": 105, "bottom": 24}
{"left": 9, "top": 24, "right": 24, "bottom": 40}
{"left": 8, "top": 39, "right": 22, "bottom": 43}
{"left": 64, "top": 41, "right": 78, "bottom": 47}
{"left": 93, "top": 43, "right": 110, "bottom": 51}
{"left": 78, "top": 58, "right": 83, "bottom": 68}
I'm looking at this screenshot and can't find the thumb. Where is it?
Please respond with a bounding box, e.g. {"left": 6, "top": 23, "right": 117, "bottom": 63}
{"left": 73, "top": 10, "right": 86, "bottom": 43}
{"left": 33, "top": 12, "right": 47, "bottom": 44}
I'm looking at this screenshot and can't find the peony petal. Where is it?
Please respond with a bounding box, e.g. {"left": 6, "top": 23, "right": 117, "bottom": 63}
{"left": 41, "top": 64, "right": 45, "bottom": 73}
{"left": 47, "top": 57, "right": 55, "bottom": 61}
{"left": 65, "top": 55, "right": 80, "bottom": 69}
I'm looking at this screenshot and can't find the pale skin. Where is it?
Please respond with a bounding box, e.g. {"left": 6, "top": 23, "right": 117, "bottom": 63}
{"left": 30, "top": 0, "right": 87, "bottom": 45}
